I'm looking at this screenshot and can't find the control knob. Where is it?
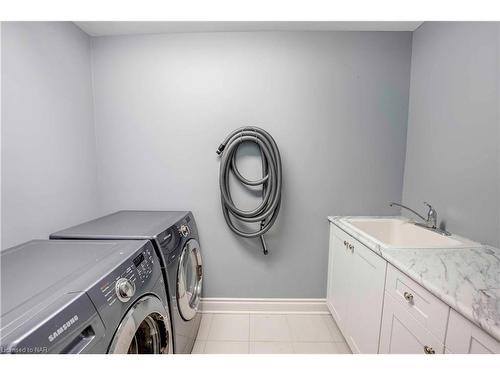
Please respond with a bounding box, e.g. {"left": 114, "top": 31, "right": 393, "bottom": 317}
{"left": 179, "top": 224, "right": 190, "bottom": 237}
{"left": 115, "top": 278, "right": 135, "bottom": 302}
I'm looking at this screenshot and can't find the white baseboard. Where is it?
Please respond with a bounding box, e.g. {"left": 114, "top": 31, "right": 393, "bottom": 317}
{"left": 200, "top": 298, "right": 329, "bottom": 315}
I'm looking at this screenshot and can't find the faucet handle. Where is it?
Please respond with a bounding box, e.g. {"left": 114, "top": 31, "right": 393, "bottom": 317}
{"left": 423, "top": 202, "right": 437, "bottom": 228}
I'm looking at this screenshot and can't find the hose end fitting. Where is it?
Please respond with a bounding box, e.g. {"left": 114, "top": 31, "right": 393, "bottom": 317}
{"left": 216, "top": 144, "right": 225, "bottom": 155}
{"left": 260, "top": 235, "right": 269, "bottom": 255}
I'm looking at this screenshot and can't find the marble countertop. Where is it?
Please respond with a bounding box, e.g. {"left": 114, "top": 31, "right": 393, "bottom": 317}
{"left": 328, "top": 216, "right": 500, "bottom": 342}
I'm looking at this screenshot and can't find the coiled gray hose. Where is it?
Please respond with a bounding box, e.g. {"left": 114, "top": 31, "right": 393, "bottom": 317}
{"left": 216, "top": 127, "right": 282, "bottom": 254}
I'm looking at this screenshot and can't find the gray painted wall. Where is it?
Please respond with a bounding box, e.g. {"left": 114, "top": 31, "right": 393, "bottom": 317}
{"left": 402, "top": 22, "right": 499, "bottom": 247}
{"left": 91, "top": 31, "right": 412, "bottom": 297}
{"left": 1, "top": 22, "right": 99, "bottom": 249}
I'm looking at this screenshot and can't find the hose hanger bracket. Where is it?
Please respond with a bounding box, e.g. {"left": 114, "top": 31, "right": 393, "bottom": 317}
{"left": 216, "top": 126, "right": 282, "bottom": 255}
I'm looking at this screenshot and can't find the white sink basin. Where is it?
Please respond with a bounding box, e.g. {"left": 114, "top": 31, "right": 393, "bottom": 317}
{"left": 345, "top": 218, "right": 477, "bottom": 249}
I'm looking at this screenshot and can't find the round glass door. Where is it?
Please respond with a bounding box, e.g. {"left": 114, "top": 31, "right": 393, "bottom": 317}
{"left": 126, "top": 314, "right": 164, "bottom": 354}
{"left": 108, "top": 296, "right": 173, "bottom": 354}
{"left": 177, "top": 239, "right": 203, "bottom": 321}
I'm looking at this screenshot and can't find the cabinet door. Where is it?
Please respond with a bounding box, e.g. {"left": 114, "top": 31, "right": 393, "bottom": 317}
{"left": 380, "top": 292, "right": 444, "bottom": 354}
{"left": 346, "top": 238, "right": 387, "bottom": 353}
{"left": 326, "top": 225, "right": 352, "bottom": 334}
{"left": 445, "top": 309, "right": 500, "bottom": 354}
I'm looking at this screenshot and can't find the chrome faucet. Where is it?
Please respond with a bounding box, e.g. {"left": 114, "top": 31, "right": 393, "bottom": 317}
{"left": 389, "top": 201, "right": 450, "bottom": 236}
{"left": 389, "top": 202, "right": 428, "bottom": 224}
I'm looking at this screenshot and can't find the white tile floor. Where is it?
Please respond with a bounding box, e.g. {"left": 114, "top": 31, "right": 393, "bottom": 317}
{"left": 192, "top": 313, "right": 352, "bottom": 354}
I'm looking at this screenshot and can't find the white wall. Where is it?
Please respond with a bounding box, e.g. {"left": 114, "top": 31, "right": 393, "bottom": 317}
{"left": 1, "top": 22, "right": 99, "bottom": 249}
{"left": 91, "top": 31, "right": 412, "bottom": 297}
{"left": 402, "top": 22, "right": 499, "bottom": 247}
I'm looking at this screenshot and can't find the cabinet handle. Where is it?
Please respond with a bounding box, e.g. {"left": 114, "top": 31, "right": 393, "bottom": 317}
{"left": 344, "top": 240, "right": 350, "bottom": 252}
{"left": 348, "top": 244, "right": 354, "bottom": 252}
{"left": 423, "top": 345, "right": 435, "bottom": 354}
{"left": 403, "top": 292, "right": 414, "bottom": 303}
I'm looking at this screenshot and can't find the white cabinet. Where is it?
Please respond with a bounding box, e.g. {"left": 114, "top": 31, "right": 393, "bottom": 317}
{"left": 379, "top": 265, "right": 449, "bottom": 354}
{"left": 445, "top": 309, "right": 500, "bottom": 354}
{"left": 326, "top": 227, "right": 351, "bottom": 331}
{"left": 379, "top": 291, "right": 444, "bottom": 354}
{"left": 327, "top": 222, "right": 499, "bottom": 355}
{"left": 347, "top": 235, "right": 387, "bottom": 353}
{"left": 385, "top": 264, "right": 449, "bottom": 342}
{"left": 327, "top": 224, "right": 387, "bottom": 353}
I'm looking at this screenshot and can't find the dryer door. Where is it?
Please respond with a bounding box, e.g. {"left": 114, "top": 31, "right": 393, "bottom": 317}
{"left": 177, "top": 239, "right": 203, "bottom": 321}
{"left": 108, "top": 296, "right": 173, "bottom": 354}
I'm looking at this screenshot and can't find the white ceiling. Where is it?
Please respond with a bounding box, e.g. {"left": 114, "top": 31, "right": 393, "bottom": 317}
{"left": 74, "top": 21, "right": 423, "bottom": 37}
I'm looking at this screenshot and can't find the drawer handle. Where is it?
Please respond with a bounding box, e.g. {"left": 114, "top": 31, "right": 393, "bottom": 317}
{"left": 423, "top": 345, "right": 435, "bottom": 354}
{"left": 403, "top": 292, "right": 414, "bottom": 303}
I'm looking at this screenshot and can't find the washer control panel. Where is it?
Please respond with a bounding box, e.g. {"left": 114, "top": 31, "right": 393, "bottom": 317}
{"left": 99, "top": 245, "right": 155, "bottom": 306}
{"left": 134, "top": 246, "right": 154, "bottom": 283}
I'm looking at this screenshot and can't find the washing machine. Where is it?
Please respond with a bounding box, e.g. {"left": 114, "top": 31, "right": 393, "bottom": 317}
{"left": 50, "top": 211, "right": 203, "bottom": 354}
{"left": 0, "top": 239, "right": 173, "bottom": 354}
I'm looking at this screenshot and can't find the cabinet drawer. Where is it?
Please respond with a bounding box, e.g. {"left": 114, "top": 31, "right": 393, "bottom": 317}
{"left": 385, "top": 264, "right": 449, "bottom": 342}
